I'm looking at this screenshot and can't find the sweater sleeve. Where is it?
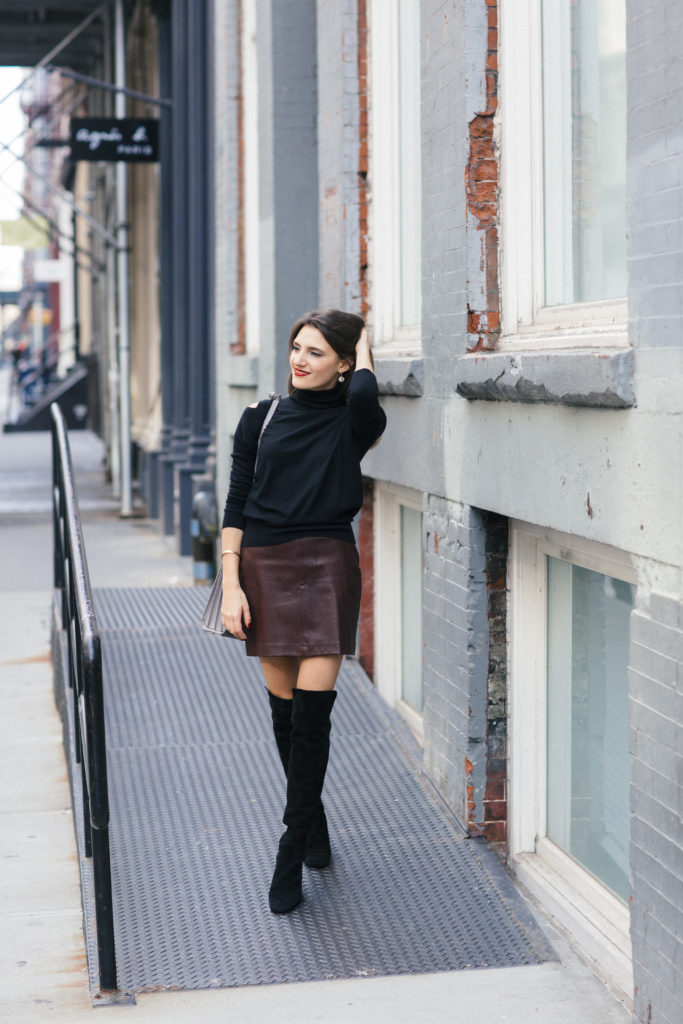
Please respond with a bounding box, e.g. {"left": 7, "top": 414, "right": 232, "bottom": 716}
{"left": 221, "top": 402, "right": 269, "bottom": 530}
{"left": 346, "top": 368, "right": 387, "bottom": 458}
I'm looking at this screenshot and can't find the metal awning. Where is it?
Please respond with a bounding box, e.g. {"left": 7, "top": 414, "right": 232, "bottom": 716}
{"left": 0, "top": 2, "right": 104, "bottom": 71}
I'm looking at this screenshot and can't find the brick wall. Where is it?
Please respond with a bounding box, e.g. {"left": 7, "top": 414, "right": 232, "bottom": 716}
{"left": 480, "top": 511, "right": 507, "bottom": 846}
{"left": 627, "top": 1, "right": 683, "bottom": 1018}
{"left": 629, "top": 595, "right": 683, "bottom": 1024}
{"left": 627, "top": 0, "right": 683, "bottom": 352}
{"left": 465, "top": 0, "right": 500, "bottom": 350}
{"left": 421, "top": 0, "right": 468, "bottom": 385}
{"left": 422, "top": 497, "right": 489, "bottom": 827}
{"left": 316, "top": 0, "right": 362, "bottom": 312}
{"left": 421, "top": 499, "right": 508, "bottom": 840}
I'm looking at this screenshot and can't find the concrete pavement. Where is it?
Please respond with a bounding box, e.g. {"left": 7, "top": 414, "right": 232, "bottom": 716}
{"left": 0, "top": 373, "right": 632, "bottom": 1023}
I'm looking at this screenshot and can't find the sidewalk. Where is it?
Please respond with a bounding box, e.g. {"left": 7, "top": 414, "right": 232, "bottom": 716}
{"left": 0, "top": 400, "right": 632, "bottom": 1022}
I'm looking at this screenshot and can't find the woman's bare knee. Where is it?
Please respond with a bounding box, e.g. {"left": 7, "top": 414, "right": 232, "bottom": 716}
{"left": 260, "top": 656, "right": 300, "bottom": 698}
{"left": 296, "top": 655, "right": 343, "bottom": 692}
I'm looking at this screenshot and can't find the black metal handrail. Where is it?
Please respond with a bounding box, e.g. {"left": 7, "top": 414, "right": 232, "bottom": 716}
{"left": 51, "top": 402, "right": 117, "bottom": 993}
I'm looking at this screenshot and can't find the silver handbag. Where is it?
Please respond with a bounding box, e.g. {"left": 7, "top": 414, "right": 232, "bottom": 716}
{"left": 201, "top": 393, "right": 280, "bottom": 638}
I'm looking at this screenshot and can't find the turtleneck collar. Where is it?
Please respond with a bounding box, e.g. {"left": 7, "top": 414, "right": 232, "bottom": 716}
{"left": 289, "top": 383, "right": 345, "bottom": 409}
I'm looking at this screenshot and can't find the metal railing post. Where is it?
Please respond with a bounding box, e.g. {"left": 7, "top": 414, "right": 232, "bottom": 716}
{"left": 50, "top": 402, "right": 117, "bottom": 994}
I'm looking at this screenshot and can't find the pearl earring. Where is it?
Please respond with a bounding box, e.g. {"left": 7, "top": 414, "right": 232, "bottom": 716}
{"left": 338, "top": 373, "right": 345, "bottom": 382}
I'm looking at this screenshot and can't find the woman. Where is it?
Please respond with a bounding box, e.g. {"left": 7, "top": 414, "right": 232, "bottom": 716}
{"left": 221, "top": 309, "right": 386, "bottom": 914}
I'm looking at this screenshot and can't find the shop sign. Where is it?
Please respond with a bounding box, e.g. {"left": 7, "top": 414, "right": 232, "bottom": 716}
{"left": 70, "top": 118, "right": 159, "bottom": 162}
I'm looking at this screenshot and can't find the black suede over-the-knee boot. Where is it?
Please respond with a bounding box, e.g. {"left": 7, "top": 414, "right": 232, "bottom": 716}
{"left": 268, "top": 688, "right": 337, "bottom": 914}
{"left": 266, "top": 690, "right": 332, "bottom": 869}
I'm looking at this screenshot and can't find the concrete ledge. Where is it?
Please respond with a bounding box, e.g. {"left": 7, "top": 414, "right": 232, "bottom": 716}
{"left": 374, "top": 357, "right": 424, "bottom": 397}
{"left": 455, "top": 347, "right": 635, "bottom": 408}
{"left": 224, "top": 354, "right": 259, "bottom": 388}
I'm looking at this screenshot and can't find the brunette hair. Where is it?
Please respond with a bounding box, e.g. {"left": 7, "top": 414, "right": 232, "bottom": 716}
{"left": 287, "top": 309, "right": 370, "bottom": 397}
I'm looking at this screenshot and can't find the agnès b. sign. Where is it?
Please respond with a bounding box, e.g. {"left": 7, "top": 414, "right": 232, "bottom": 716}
{"left": 70, "top": 118, "right": 159, "bottom": 162}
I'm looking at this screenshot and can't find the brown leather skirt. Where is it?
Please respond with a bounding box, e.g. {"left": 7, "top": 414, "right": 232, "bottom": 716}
{"left": 240, "top": 537, "right": 361, "bottom": 657}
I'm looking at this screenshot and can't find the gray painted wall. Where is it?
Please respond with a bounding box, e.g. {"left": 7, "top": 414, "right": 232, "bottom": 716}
{"left": 317, "top": 0, "right": 361, "bottom": 311}
{"left": 422, "top": 497, "right": 488, "bottom": 824}
{"left": 267, "top": 0, "right": 319, "bottom": 394}
{"left": 214, "top": 0, "right": 320, "bottom": 505}
{"left": 625, "top": 2, "right": 683, "bottom": 1020}
{"left": 629, "top": 597, "right": 683, "bottom": 1024}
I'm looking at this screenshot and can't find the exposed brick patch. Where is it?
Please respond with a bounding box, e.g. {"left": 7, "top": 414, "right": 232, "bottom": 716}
{"left": 357, "top": 476, "right": 375, "bottom": 680}
{"left": 466, "top": 3, "right": 500, "bottom": 352}
{"left": 483, "top": 510, "right": 508, "bottom": 845}
{"left": 357, "top": 0, "right": 369, "bottom": 316}
{"left": 467, "top": 510, "right": 508, "bottom": 848}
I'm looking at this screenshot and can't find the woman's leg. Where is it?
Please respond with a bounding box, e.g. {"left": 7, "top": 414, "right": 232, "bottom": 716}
{"left": 268, "top": 655, "right": 345, "bottom": 912}
{"left": 261, "top": 655, "right": 342, "bottom": 871}
{"left": 296, "top": 654, "right": 343, "bottom": 691}
{"left": 260, "top": 654, "right": 344, "bottom": 694}
{"left": 260, "top": 655, "right": 300, "bottom": 698}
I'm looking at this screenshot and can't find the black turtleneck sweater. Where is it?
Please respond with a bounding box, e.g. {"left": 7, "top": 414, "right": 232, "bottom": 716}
{"left": 222, "top": 368, "right": 386, "bottom": 547}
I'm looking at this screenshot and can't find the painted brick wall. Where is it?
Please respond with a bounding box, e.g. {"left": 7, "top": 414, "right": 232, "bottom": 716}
{"left": 627, "top": 2, "right": 683, "bottom": 1018}
{"left": 627, "top": 0, "right": 683, "bottom": 350}
{"left": 316, "top": 0, "right": 362, "bottom": 312}
{"left": 422, "top": 496, "right": 489, "bottom": 826}
{"left": 629, "top": 595, "right": 683, "bottom": 1024}
{"left": 421, "top": 0, "right": 469, "bottom": 392}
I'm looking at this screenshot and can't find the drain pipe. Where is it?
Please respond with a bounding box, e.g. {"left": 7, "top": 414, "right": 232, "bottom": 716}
{"left": 115, "top": 0, "right": 132, "bottom": 517}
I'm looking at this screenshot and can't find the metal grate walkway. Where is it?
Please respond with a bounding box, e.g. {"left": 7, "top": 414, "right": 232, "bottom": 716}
{"left": 89, "top": 586, "right": 554, "bottom": 993}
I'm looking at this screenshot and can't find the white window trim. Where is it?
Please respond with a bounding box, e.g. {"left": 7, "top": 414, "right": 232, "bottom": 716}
{"left": 499, "top": 1, "right": 628, "bottom": 350}
{"left": 374, "top": 482, "right": 424, "bottom": 742}
{"left": 508, "top": 521, "right": 635, "bottom": 1001}
{"left": 368, "top": 1, "right": 421, "bottom": 356}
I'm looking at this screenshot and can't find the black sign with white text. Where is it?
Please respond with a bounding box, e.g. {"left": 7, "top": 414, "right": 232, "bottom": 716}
{"left": 70, "top": 118, "right": 159, "bottom": 162}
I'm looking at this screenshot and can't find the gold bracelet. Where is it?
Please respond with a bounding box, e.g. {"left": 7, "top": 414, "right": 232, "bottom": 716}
{"left": 221, "top": 549, "right": 241, "bottom": 558}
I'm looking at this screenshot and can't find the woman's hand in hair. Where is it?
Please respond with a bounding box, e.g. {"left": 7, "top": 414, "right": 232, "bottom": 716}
{"left": 354, "top": 327, "right": 374, "bottom": 372}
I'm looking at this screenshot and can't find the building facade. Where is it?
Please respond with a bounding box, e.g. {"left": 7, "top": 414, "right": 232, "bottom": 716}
{"left": 28, "top": 0, "right": 675, "bottom": 1017}
{"left": 210, "top": 2, "right": 683, "bottom": 1021}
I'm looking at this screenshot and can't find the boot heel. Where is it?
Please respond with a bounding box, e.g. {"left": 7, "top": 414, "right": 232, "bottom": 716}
{"left": 269, "top": 831, "right": 305, "bottom": 913}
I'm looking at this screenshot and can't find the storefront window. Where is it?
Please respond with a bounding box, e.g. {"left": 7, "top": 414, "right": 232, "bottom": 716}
{"left": 370, "top": 0, "right": 421, "bottom": 347}
{"left": 542, "top": 0, "right": 627, "bottom": 305}
{"left": 546, "top": 557, "right": 634, "bottom": 901}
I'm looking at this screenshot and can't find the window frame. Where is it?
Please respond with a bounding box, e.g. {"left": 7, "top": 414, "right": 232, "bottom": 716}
{"left": 373, "top": 482, "right": 424, "bottom": 741}
{"left": 499, "top": 0, "right": 629, "bottom": 351}
{"left": 508, "top": 521, "right": 635, "bottom": 1000}
{"left": 368, "top": 0, "right": 422, "bottom": 356}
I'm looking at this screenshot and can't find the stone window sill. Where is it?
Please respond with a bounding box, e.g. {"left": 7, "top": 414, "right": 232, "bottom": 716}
{"left": 455, "top": 347, "right": 634, "bottom": 408}
{"left": 374, "top": 356, "right": 424, "bottom": 397}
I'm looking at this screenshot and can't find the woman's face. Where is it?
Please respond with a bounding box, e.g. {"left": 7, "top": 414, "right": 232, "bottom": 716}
{"left": 289, "top": 325, "right": 351, "bottom": 391}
